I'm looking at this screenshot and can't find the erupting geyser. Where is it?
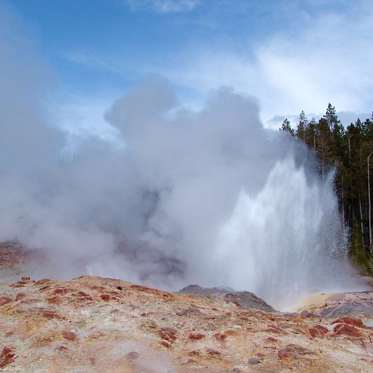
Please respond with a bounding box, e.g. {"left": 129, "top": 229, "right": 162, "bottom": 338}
{"left": 211, "top": 158, "right": 355, "bottom": 308}
{"left": 0, "top": 10, "right": 362, "bottom": 308}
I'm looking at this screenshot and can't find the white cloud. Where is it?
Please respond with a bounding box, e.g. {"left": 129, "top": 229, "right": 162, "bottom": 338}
{"left": 160, "top": 1, "right": 373, "bottom": 123}
{"left": 62, "top": 0, "right": 373, "bottom": 128}
{"left": 126, "top": 0, "right": 201, "bottom": 13}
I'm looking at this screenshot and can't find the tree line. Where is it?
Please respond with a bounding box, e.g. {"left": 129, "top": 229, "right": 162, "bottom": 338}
{"left": 280, "top": 104, "right": 373, "bottom": 274}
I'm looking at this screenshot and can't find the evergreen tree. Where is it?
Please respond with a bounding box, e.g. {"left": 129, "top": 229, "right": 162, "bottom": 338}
{"left": 279, "top": 107, "right": 373, "bottom": 274}
{"left": 323, "top": 103, "right": 340, "bottom": 130}
{"left": 296, "top": 110, "right": 307, "bottom": 141}
{"left": 305, "top": 118, "right": 318, "bottom": 149}
{"left": 280, "top": 118, "right": 294, "bottom": 136}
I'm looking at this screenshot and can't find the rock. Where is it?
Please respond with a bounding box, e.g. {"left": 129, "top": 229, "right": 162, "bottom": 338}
{"left": 176, "top": 306, "right": 202, "bottom": 317}
{"left": 1, "top": 274, "right": 373, "bottom": 372}
{"left": 100, "top": 294, "right": 110, "bottom": 301}
{"left": 62, "top": 331, "right": 77, "bottom": 341}
{"left": 278, "top": 344, "right": 315, "bottom": 360}
{"left": 159, "top": 327, "right": 177, "bottom": 344}
{"left": 224, "top": 292, "right": 275, "bottom": 312}
{"left": 214, "top": 332, "right": 227, "bottom": 342}
{"left": 309, "top": 325, "right": 329, "bottom": 338}
{"left": 300, "top": 291, "right": 373, "bottom": 318}
{"left": 332, "top": 317, "right": 364, "bottom": 328}
{"left": 15, "top": 293, "right": 26, "bottom": 301}
{"left": 188, "top": 333, "right": 205, "bottom": 341}
{"left": 40, "top": 309, "right": 64, "bottom": 320}
{"left": 333, "top": 324, "right": 362, "bottom": 337}
{"left": 179, "top": 285, "right": 275, "bottom": 312}
{"left": 247, "top": 357, "right": 261, "bottom": 365}
{"left": 179, "top": 284, "right": 234, "bottom": 296}
{"left": 265, "top": 336, "right": 278, "bottom": 343}
{"left": 206, "top": 348, "right": 221, "bottom": 357}
{"left": 0, "top": 346, "right": 16, "bottom": 368}
{"left": 0, "top": 296, "right": 12, "bottom": 306}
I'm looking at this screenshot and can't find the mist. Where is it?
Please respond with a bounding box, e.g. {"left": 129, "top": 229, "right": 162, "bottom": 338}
{"left": 0, "top": 7, "right": 361, "bottom": 308}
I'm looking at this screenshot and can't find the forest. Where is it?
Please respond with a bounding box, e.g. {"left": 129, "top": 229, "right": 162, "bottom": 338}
{"left": 280, "top": 105, "right": 373, "bottom": 274}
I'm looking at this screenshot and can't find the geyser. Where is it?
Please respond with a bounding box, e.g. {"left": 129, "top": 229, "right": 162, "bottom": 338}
{"left": 0, "top": 8, "right": 361, "bottom": 308}
{"left": 211, "top": 158, "right": 354, "bottom": 308}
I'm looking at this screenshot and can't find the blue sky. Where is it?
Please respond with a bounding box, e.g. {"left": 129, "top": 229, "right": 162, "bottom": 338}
{"left": 3, "top": 0, "right": 373, "bottom": 130}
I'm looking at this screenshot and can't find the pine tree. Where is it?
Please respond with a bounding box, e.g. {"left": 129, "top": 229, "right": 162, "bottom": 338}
{"left": 296, "top": 110, "right": 307, "bottom": 141}
{"left": 279, "top": 106, "right": 373, "bottom": 274}
{"left": 280, "top": 118, "right": 294, "bottom": 136}
{"left": 323, "top": 103, "right": 339, "bottom": 130}
{"left": 305, "top": 118, "right": 318, "bottom": 149}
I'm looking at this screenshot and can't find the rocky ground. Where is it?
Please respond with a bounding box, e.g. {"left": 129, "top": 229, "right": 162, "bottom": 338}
{"left": 1, "top": 245, "right": 373, "bottom": 372}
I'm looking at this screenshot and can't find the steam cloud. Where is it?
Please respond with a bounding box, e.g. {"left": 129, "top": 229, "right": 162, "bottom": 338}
{"left": 0, "top": 7, "right": 361, "bottom": 308}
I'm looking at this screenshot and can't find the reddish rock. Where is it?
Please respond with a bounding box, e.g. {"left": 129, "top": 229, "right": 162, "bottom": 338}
{"left": 100, "top": 294, "right": 111, "bottom": 301}
{"left": 89, "top": 285, "right": 105, "bottom": 292}
{"left": 265, "top": 337, "right": 278, "bottom": 343}
{"left": 162, "top": 292, "right": 175, "bottom": 301}
{"left": 188, "top": 332, "right": 205, "bottom": 341}
{"left": 159, "top": 327, "right": 177, "bottom": 343}
{"left": 71, "top": 291, "right": 93, "bottom": 302}
{"left": 206, "top": 348, "right": 221, "bottom": 357}
{"left": 62, "top": 331, "right": 77, "bottom": 341}
{"left": 214, "top": 332, "right": 227, "bottom": 342}
{"left": 54, "top": 288, "right": 69, "bottom": 295}
{"left": 77, "top": 291, "right": 90, "bottom": 298}
{"left": 0, "top": 346, "right": 16, "bottom": 368}
{"left": 309, "top": 325, "right": 329, "bottom": 338}
{"left": 225, "top": 330, "right": 238, "bottom": 337}
{"left": 278, "top": 348, "right": 291, "bottom": 360}
{"left": 332, "top": 317, "right": 364, "bottom": 328}
{"left": 160, "top": 340, "right": 171, "bottom": 348}
{"left": 47, "top": 296, "right": 62, "bottom": 305}
{"left": 333, "top": 324, "right": 362, "bottom": 337}
{"left": 278, "top": 344, "right": 314, "bottom": 360}
{"left": 15, "top": 293, "right": 26, "bottom": 301}
{"left": 130, "top": 284, "right": 174, "bottom": 300}
{"left": 0, "top": 296, "right": 12, "bottom": 306}
{"left": 188, "top": 350, "right": 201, "bottom": 357}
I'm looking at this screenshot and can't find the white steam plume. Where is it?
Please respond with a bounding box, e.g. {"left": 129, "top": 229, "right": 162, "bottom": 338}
{"left": 0, "top": 6, "right": 361, "bottom": 308}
